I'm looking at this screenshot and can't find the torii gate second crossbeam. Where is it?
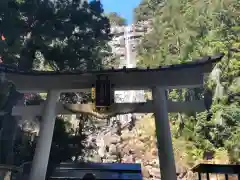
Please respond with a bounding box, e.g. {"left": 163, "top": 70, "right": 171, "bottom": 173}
{"left": 13, "top": 100, "right": 205, "bottom": 119}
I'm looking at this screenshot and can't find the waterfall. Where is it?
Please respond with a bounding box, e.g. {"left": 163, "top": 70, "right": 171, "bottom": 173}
{"left": 114, "top": 25, "right": 145, "bottom": 123}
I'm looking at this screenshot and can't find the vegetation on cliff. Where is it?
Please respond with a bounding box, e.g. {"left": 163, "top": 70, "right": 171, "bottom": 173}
{"left": 106, "top": 12, "right": 127, "bottom": 26}
{"left": 134, "top": 0, "right": 240, "bottom": 166}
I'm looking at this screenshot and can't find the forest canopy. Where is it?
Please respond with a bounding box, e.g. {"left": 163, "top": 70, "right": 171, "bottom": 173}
{"left": 0, "top": 0, "right": 112, "bottom": 71}
{"left": 135, "top": 0, "right": 240, "bottom": 164}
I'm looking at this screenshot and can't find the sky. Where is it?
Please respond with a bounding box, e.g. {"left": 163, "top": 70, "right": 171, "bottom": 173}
{"left": 100, "top": 0, "right": 142, "bottom": 24}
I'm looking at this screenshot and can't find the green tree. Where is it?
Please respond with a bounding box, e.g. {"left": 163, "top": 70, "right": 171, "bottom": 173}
{"left": 134, "top": 0, "right": 164, "bottom": 22}
{"left": 0, "top": 0, "right": 111, "bottom": 71}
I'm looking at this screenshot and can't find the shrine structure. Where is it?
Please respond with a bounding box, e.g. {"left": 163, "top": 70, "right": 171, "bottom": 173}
{"left": 0, "top": 53, "right": 224, "bottom": 180}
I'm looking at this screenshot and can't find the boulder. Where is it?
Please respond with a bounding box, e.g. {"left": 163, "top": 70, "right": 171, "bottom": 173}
{"left": 102, "top": 134, "right": 121, "bottom": 145}
{"left": 103, "top": 158, "right": 116, "bottom": 163}
{"left": 151, "top": 148, "right": 158, "bottom": 156}
{"left": 139, "top": 135, "right": 150, "bottom": 142}
{"left": 109, "top": 135, "right": 121, "bottom": 144}
{"left": 122, "top": 154, "right": 134, "bottom": 163}
{"left": 109, "top": 144, "right": 117, "bottom": 155}
{"left": 135, "top": 159, "right": 142, "bottom": 164}
{"left": 98, "top": 147, "right": 105, "bottom": 158}
{"left": 148, "top": 167, "right": 161, "bottom": 179}
{"left": 175, "top": 162, "right": 188, "bottom": 175}
{"left": 104, "top": 155, "right": 118, "bottom": 162}
{"left": 142, "top": 167, "right": 151, "bottom": 178}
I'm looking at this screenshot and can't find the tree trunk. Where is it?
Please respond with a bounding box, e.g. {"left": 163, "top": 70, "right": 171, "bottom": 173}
{"left": 0, "top": 79, "right": 23, "bottom": 165}
{"left": 0, "top": 114, "right": 18, "bottom": 164}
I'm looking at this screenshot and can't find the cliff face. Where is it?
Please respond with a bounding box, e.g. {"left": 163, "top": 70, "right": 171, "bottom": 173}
{"left": 108, "top": 21, "right": 151, "bottom": 68}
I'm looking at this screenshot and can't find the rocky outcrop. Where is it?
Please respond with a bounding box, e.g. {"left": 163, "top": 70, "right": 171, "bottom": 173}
{"left": 83, "top": 116, "right": 191, "bottom": 180}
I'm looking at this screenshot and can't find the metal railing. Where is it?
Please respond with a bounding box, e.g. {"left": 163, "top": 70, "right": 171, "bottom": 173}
{"left": 192, "top": 164, "right": 240, "bottom": 180}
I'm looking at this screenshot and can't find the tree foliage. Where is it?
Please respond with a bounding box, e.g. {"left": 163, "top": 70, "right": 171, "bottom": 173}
{"left": 135, "top": 0, "right": 240, "bottom": 164}
{"left": 106, "top": 12, "right": 127, "bottom": 26}
{"left": 0, "top": 0, "right": 111, "bottom": 71}
{"left": 134, "top": 0, "right": 164, "bottom": 22}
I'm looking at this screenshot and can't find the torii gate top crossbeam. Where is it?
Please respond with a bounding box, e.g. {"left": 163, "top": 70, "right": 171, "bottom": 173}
{"left": 2, "top": 53, "right": 224, "bottom": 92}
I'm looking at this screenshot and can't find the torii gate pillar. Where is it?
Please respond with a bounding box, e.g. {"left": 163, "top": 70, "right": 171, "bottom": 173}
{"left": 152, "top": 87, "right": 177, "bottom": 180}
{"left": 29, "top": 90, "right": 60, "bottom": 180}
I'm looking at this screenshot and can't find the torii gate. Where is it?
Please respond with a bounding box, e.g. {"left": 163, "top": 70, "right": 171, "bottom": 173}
{"left": 2, "top": 53, "right": 224, "bottom": 180}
